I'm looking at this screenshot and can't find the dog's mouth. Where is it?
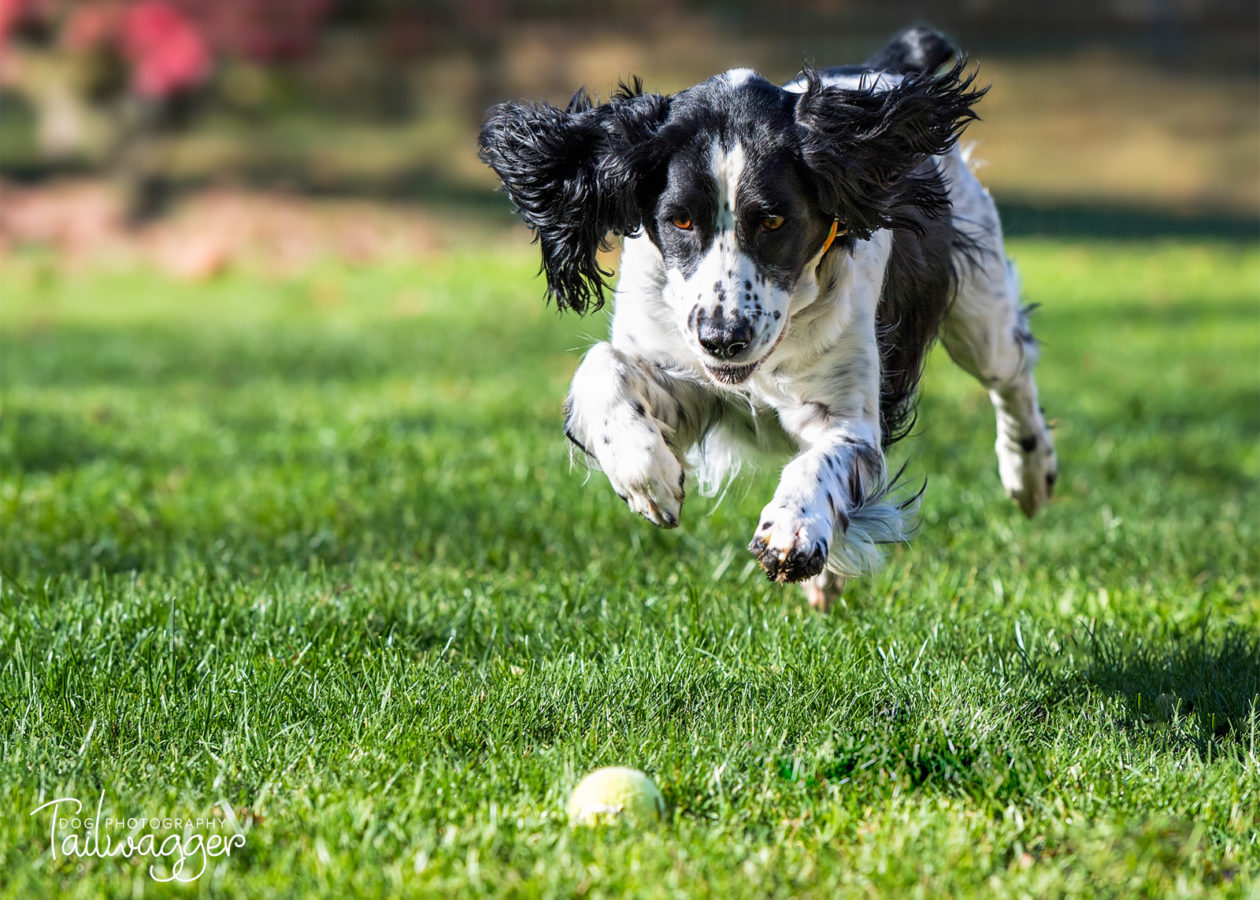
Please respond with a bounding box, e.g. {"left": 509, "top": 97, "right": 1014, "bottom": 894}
{"left": 703, "top": 360, "right": 761, "bottom": 385}
{"left": 700, "top": 320, "right": 792, "bottom": 386}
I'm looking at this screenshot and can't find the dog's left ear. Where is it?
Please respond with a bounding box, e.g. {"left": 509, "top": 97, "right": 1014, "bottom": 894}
{"left": 794, "top": 60, "right": 986, "bottom": 238}
{"left": 479, "top": 85, "right": 672, "bottom": 313}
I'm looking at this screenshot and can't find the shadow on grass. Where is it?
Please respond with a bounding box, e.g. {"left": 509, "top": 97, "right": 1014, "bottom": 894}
{"left": 1076, "top": 627, "right": 1259, "bottom": 753}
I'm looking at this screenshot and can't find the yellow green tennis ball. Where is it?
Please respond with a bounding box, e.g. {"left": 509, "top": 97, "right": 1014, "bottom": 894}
{"left": 567, "top": 766, "right": 665, "bottom": 825}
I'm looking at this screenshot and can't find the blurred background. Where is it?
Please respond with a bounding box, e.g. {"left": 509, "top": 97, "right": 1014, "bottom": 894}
{"left": 0, "top": 0, "right": 1256, "bottom": 275}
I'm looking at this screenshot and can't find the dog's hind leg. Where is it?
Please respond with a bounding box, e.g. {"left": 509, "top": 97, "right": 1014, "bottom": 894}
{"left": 564, "top": 343, "right": 714, "bottom": 528}
{"left": 803, "top": 570, "right": 846, "bottom": 612}
{"left": 938, "top": 151, "right": 1058, "bottom": 517}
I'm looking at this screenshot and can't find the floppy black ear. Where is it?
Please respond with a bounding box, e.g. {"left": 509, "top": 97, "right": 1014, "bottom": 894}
{"left": 794, "top": 59, "right": 986, "bottom": 240}
{"left": 478, "top": 85, "right": 671, "bottom": 313}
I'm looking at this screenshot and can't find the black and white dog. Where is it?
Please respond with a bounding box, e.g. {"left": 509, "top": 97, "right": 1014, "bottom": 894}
{"left": 479, "top": 27, "right": 1057, "bottom": 608}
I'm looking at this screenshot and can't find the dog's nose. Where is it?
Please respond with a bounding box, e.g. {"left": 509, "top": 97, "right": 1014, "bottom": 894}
{"left": 696, "top": 309, "right": 754, "bottom": 360}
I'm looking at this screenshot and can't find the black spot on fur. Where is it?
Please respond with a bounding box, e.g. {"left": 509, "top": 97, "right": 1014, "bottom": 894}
{"left": 848, "top": 468, "right": 866, "bottom": 508}
{"left": 1018, "top": 435, "right": 1037, "bottom": 453}
{"left": 855, "top": 442, "right": 883, "bottom": 476}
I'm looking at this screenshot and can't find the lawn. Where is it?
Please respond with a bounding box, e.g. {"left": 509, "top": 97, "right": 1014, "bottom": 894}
{"left": 1, "top": 237, "right": 1257, "bottom": 897}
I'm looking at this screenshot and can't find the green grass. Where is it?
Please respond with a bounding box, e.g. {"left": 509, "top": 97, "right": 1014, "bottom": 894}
{"left": 1, "top": 239, "right": 1257, "bottom": 897}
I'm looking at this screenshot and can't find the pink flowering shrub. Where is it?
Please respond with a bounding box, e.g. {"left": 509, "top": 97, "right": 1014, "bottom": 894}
{"left": 119, "top": 2, "right": 209, "bottom": 96}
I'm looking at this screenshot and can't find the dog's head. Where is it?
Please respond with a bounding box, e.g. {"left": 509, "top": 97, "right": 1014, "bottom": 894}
{"left": 479, "top": 62, "right": 982, "bottom": 385}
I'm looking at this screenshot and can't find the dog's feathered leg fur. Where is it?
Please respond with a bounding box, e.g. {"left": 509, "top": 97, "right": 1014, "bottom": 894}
{"left": 565, "top": 343, "right": 717, "bottom": 528}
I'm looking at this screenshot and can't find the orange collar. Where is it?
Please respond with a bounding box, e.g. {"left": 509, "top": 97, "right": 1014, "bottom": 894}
{"left": 819, "top": 219, "right": 847, "bottom": 258}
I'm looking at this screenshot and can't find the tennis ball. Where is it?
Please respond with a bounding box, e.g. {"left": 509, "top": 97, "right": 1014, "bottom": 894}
{"left": 567, "top": 766, "right": 665, "bottom": 825}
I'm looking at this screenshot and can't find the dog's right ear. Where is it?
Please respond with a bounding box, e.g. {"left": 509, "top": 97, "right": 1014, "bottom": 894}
{"left": 794, "top": 60, "right": 985, "bottom": 241}
{"left": 478, "top": 86, "right": 671, "bottom": 313}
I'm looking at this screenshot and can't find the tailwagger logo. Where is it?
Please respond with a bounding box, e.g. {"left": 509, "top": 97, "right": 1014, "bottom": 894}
{"left": 31, "top": 793, "right": 246, "bottom": 883}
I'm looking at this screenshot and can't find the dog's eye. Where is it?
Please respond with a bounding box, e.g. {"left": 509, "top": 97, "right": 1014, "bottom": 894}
{"left": 671, "top": 216, "right": 692, "bottom": 230}
{"left": 761, "top": 215, "right": 785, "bottom": 231}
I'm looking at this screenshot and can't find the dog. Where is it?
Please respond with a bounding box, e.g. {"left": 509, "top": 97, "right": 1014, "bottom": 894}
{"left": 478, "top": 26, "right": 1057, "bottom": 609}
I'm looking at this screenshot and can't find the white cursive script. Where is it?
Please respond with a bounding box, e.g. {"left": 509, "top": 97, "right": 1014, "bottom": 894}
{"left": 30, "top": 793, "right": 246, "bottom": 883}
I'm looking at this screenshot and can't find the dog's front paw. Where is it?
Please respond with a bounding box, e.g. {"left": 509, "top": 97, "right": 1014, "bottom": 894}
{"left": 600, "top": 423, "right": 686, "bottom": 529}
{"left": 997, "top": 426, "right": 1057, "bottom": 518}
{"left": 747, "top": 506, "right": 830, "bottom": 583}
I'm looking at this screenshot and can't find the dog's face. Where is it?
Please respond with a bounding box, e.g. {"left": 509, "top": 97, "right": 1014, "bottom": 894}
{"left": 479, "top": 62, "right": 980, "bottom": 381}
{"left": 643, "top": 75, "right": 835, "bottom": 384}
